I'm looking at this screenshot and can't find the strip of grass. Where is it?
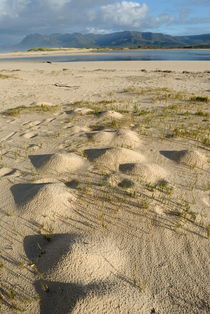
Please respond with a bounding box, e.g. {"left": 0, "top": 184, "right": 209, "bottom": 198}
{"left": 2, "top": 104, "right": 60, "bottom": 116}
{"left": 190, "top": 96, "right": 209, "bottom": 103}
{"left": 0, "top": 74, "right": 17, "bottom": 79}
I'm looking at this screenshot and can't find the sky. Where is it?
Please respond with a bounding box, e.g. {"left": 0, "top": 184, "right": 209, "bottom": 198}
{"left": 0, "top": 0, "right": 210, "bottom": 47}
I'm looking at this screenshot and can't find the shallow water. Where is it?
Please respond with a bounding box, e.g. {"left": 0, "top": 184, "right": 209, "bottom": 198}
{"left": 0, "top": 49, "right": 210, "bottom": 62}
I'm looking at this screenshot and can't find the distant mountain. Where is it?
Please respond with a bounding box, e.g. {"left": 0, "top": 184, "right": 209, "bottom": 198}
{"left": 15, "top": 31, "right": 210, "bottom": 50}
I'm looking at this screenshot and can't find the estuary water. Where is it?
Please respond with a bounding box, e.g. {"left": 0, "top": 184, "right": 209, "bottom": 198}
{"left": 0, "top": 49, "right": 210, "bottom": 62}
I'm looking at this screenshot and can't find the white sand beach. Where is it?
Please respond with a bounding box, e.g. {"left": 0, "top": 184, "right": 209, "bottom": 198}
{"left": 0, "top": 56, "right": 210, "bottom": 313}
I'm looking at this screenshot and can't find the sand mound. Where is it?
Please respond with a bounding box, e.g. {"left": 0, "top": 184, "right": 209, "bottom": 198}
{"left": 119, "top": 162, "right": 168, "bottom": 183}
{"left": 33, "top": 279, "right": 153, "bottom": 314}
{"left": 29, "top": 153, "right": 89, "bottom": 174}
{"left": 87, "top": 131, "right": 114, "bottom": 145}
{"left": 89, "top": 129, "right": 141, "bottom": 148}
{"left": 111, "top": 129, "right": 141, "bottom": 148}
{"left": 73, "top": 107, "right": 93, "bottom": 115}
{"left": 99, "top": 110, "right": 123, "bottom": 120}
{"left": 24, "top": 234, "right": 79, "bottom": 273}
{"left": 161, "top": 150, "right": 208, "bottom": 168}
{"left": 68, "top": 126, "right": 90, "bottom": 134}
{"left": 42, "top": 234, "right": 126, "bottom": 284}
{"left": 30, "top": 101, "right": 57, "bottom": 107}
{"left": 72, "top": 287, "right": 154, "bottom": 314}
{"left": 85, "top": 147, "right": 145, "bottom": 170}
{"left": 11, "top": 182, "right": 75, "bottom": 216}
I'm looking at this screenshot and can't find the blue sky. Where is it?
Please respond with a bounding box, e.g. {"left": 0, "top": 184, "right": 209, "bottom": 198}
{"left": 0, "top": 0, "right": 210, "bottom": 47}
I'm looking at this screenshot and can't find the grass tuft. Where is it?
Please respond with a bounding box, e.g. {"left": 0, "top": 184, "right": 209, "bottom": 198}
{"left": 2, "top": 104, "right": 60, "bottom": 116}
{"left": 190, "top": 96, "right": 209, "bottom": 103}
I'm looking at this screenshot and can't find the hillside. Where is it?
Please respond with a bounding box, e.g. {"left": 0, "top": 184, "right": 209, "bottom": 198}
{"left": 15, "top": 31, "right": 210, "bottom": 50}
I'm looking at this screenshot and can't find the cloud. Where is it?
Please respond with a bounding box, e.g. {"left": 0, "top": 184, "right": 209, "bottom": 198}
{"left": 43, "top": 0, "right": 70, "bottom": 9}
{"left": 0, "top": 0, "right": 209, "bottom": 47}
{"left": 0, "top": 0, "right": 29, "bottom": 18}
{"left": 86, "top": 27, "right": 110, "bottom": 34}
{"left": 99, "top": 2, "right": 149, "bottom": 28}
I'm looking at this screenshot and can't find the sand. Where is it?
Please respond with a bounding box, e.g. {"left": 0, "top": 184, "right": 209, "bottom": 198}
{"left": 0, "top": 55, "right": 210, "bottom": 314}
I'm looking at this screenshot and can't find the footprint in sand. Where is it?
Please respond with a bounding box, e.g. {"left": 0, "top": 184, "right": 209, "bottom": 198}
{"left": 0, "top": 167, "right": 21, "bottom": 177}
{"left": 23, "top": 120, "right": 42, "bottom": 128}
{"left": 21, "top": 132, "right": 38, "bottom": 139}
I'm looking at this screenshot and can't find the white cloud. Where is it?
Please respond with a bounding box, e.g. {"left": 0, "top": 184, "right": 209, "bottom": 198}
{"left": 86, "top": 27, "right": 110, "bottom": 34}
{"left": 0, "top": 0, "right": 29, "bottom": 18}
{"left": 44, "top": 0, "right": 70, "bottom": 9}
{"left": 100, "top": 2, "right": 149, "bottom": 28}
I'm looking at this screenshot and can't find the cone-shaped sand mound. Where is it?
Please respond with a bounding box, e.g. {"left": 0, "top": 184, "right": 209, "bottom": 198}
{"left": 33, "top": 279, "right": 153, "bottom": 314}
{"left": 85, "top": 147, "right": 145, "bottom": 170}
{"left": 88, "top": 129, "right": 141, "bottom": 148}
{"left": 87, "top": 131, "right": 114, "bottom": 145}
{"left": 29, "top": 153, "right": 89, "bottom": 174}
{"left": 67, "top": 125, "right": 90, "bottom": 134}
{"left": 26, "top": 233, "right": 127, "bottom": 284}
{"left": 119, "top": 162, "right": 168, "bottom": 183}
{"left": 99, "top": 110, "right": 123, "bottom": 120}
{"left": 160, "top": 150, "right": 208, "bottom": 168}
{"left": 72, "top": 286, "right": 154, "bottom": 314}
{"left": 73, "top": 107, "right": 93, "bottom": 115}
{"left": 11, "top": 182, "right": 76, "bottom": 216}
{"left": 30, "top": 101, "right": 58, "bottom": 107}
{"left": 24, "top": 234, "right": 80, "bottom": 273}
{"left": 111, "top": 129, "right": 141, "bottom": 148}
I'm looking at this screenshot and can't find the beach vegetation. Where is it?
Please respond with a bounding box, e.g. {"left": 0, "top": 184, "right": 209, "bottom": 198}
{"left": 190, "top": 96, "right": 209, "bottom": 103}
{"left": 194, "top": 111, "right": 209, "bottom": 117}
{"left": 0, "top": 74, "right": 17, "bottom": 79}
{"left": 2, "top": 104, "right": 60, "bottom": 116}
{"left": 121, "top": 87, "right": 137, "bottom": 93}
{"left": 28, "top": 47, "right": 59, "bottom": 52}
{"left": 206, "top": 225, "right": 210, "bottom": 238}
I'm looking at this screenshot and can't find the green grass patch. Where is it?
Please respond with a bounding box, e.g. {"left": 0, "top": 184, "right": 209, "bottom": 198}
{"left": 121, "top": 87, "right": 137, "bottom": 93}
{"left": 0, "top": 74, "right": 17, "bottom": 79}
{"left": 190, "top": 96, "right": 209, "bottom": 103}
{"left": 28, "top": 47, "right": 58, "bottom": 52}
{"left": 74, "top": 100, "right": 116, "bottom": 106}
{"left": 194, "top": 111, "right": 209, "bottom": 117}
{"left": 2, "top": 104, "right": 60, "bottom": 116}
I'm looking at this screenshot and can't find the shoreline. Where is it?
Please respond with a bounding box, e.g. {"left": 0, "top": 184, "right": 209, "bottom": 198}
{"left": 0, "top": 47, "right": 210, "bottom": 59}
{"left": 0, "top": 60, "right": 210, "bottom": 72}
